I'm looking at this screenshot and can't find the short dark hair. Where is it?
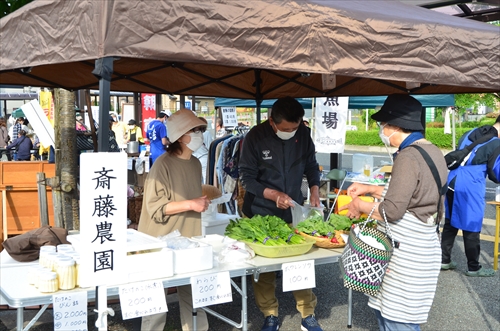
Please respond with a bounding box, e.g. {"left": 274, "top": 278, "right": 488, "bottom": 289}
{"left": 158, "top": 113, "right": 167, "bottom": 119}
{"left": 271, "top": 97, "right": 304, "bottom": 124}
{"left": 19, "top": 130, "right": 26, "bottom": 136}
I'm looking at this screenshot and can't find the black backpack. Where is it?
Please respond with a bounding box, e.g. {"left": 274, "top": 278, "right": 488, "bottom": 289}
{"left": 444, "top": 133, "right": 496, "bottom": 170}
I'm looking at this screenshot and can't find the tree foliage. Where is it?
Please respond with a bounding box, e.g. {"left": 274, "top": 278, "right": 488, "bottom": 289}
{"left": 454, "top": 93, "right": 499, "bottom": 115}
{"left": 0, "top": 0, "right": 33, "bottom": 18}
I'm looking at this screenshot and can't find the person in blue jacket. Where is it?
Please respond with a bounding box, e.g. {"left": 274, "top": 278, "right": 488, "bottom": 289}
{"left": 7, "top": 130, "right": 33, "bottom": 161}
{"left": 441, "top": 116, "right": 500, "bottom": 277}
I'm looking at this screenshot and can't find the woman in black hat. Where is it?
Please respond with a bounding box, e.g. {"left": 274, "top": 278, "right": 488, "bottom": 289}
{"left": 340, "top": 94, "right": 448, "bottom": 331}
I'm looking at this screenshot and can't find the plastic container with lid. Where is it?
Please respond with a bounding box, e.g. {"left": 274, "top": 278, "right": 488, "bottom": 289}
{"left": 56, "top": 258, "right": 76, "bottom": 290}
{"left": 57, "top": 244, "right": 74, "bottom": 252}
{"left": 39, "top": 271, "right": 59, "bottom": 293}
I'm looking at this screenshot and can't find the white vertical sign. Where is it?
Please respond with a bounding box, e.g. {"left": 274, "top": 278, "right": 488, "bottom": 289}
{"left": 221, "top": 107, "right": 238, "bottom": 128}
{"left": 79, "top": 153, "right": 128, "bottom": 287}
{"left": 313, "top": 97, "right": 349, "bottom": 153}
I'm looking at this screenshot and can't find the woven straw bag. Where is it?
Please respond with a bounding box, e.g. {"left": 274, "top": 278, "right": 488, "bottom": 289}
{"left": 340, "top": 206, "right": 395, "bottom": 296}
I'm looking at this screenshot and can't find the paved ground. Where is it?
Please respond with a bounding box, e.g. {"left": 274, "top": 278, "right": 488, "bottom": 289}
{"left": 1, "top": 232, "right": 498, "bottom": 331}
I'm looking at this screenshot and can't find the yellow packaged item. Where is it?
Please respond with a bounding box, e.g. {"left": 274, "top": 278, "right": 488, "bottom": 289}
{"left": 337, "top": 195, "right": 375, "bottom": 217}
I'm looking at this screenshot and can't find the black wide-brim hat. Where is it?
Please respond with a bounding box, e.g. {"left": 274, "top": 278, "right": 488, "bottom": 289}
{"left": 371, "top": 94, "right": 424, "bottom": 131}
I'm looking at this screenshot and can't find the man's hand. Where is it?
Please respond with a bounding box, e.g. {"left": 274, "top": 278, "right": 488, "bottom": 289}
{"left": 309, "top": 185, "right": 320, "bottom": 207}
{"left": 264, "top": 188, "right": 294, "bottom": 209}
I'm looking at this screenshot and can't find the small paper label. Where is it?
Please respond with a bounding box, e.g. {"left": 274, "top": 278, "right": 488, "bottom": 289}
{"left": 53, "top": 291, "right": 88, "bottom": 331}
{"left": 282, "top": 260, "right": 316, "bottom": 292}
{"left": 119, "top": 280, "right": 168, "bottom": 320}
{"left": 191, "top": 271, "right": 232, "bottom": 308}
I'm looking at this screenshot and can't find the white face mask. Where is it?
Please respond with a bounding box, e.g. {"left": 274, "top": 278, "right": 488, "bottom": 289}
{"left": 272, "top": 121, "right": 297, "bottom": 140}
{"left": 378, "top": 124, "right": 397, "bottom": 146}
{"left": 185, "top": 131, "right": 204, "bottom": 151}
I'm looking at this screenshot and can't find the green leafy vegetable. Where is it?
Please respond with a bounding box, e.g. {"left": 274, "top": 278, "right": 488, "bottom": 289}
{"left": 225, "top": 215, "right": 306, "bottom": 245}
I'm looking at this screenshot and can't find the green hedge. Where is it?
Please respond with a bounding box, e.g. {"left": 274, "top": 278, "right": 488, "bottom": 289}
{"left": 345, "top": 128, "right": 472, "bottom": 150}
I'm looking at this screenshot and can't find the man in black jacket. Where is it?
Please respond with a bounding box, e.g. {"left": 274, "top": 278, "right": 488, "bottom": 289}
{"left": 239, "top": 97, "right": 323, "bottom": 331}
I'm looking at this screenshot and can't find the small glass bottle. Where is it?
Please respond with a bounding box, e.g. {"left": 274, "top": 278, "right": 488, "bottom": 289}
{"left": 39, "top": 271, "right": 58, "bottom": 293}
{"left": 56, "top": 258, "right": 76, "bottom": 290}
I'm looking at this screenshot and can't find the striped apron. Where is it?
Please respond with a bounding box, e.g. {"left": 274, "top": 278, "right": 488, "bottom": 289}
{"left": 368, "top": 183, "right": 441, "bottom": 324}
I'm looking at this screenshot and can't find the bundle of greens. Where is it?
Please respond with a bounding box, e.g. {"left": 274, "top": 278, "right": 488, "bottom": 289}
{"left": 225, "top": 215, "right": 306, "bottom": 246}
{"left": 328, "top": 213, "right": 373, "bottom": 231}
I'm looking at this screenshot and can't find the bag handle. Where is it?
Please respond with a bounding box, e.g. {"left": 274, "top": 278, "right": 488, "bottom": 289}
{"left": 358, "top": 204, "right": 396, "bottom": 249}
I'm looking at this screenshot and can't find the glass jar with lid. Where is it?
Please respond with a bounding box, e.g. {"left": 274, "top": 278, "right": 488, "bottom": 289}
{"left": 45, "top": 252, "right": 59, "bottom": 271}
{"left": 57, "top": 244, "right": 74, "bottom": 252}
{"left": 39, "top": 246, "right": 56, "bottom": 268}
{"left": 56, "top": 258, "right": 76, "bottom": 290}
{"left": 39, "top": 271, "right": 58, "bottom": 293}
{"left": 28, "top": 266, "right": 44, "bottom": 286}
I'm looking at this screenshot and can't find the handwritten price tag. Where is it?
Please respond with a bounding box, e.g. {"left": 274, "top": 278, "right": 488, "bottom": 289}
{"left": 282, "top": 260, "right": 316, "bottom": 292}
{"left": 119, "top": 280, "right": 168, "bottom": 320}
{"left": 190, "top": 271, "right": 232, "bottom": 308}
{"left": 53, "top": 291, "right": 88, "bottom": 331}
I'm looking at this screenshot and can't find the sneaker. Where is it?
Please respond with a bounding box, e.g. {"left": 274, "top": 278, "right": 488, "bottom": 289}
{"left": 301, "top": 314, "right": 323, "bottom": 331}
{"left": 261, "top": 315, "right": 280, "bottom": 331}
{"left": 441, "top": 261, "right": 457, "bottom": 270}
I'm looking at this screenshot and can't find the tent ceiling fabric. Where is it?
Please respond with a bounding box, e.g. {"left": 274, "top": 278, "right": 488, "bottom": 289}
{"left": 0, "top": 0, "right": 498, "bottom": 99}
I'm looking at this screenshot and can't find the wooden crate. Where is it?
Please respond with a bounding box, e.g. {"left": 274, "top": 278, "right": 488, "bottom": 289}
{"left": 0, "top": 162, "right": 56, "bottom": 245}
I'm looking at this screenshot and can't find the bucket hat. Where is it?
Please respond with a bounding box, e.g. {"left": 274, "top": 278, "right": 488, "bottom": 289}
{"left": 167, "top": 109, "right": 207, "bottom": 143}
{"left": 371, "top": 94, "right": 424, "bottom": 131}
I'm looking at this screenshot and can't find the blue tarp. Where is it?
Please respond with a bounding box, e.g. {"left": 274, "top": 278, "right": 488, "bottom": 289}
{"left": 214, "top": 98, "right": 313, "bottom": 109}
{"left": 215, "top": 94, "right": 454, "bottom": 109}
{"left": 347, "top": 94, "right": 454, "bottom": 109}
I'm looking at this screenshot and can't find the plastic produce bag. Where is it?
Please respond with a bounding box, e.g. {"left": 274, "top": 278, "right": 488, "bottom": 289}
{"left": 291, "top": 201, "right": 325, "bottom": 227}
{"left": 218, "top": 241, "right": 255, "bottom": 264}
{"left": 158, "top": 230, "right": 200, "bottom": 250}
{"left": 202, "top": 193, "right": 233, "bottom": 220}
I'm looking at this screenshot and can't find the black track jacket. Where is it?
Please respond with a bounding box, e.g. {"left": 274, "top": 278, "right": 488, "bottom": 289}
{"left": 239, "top": 120, "right": 320, "bottom": 223}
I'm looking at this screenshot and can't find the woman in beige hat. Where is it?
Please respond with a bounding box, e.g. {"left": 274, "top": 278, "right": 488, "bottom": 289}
{"left": 138, "top": 109, "right": 210, "bottom": 331}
